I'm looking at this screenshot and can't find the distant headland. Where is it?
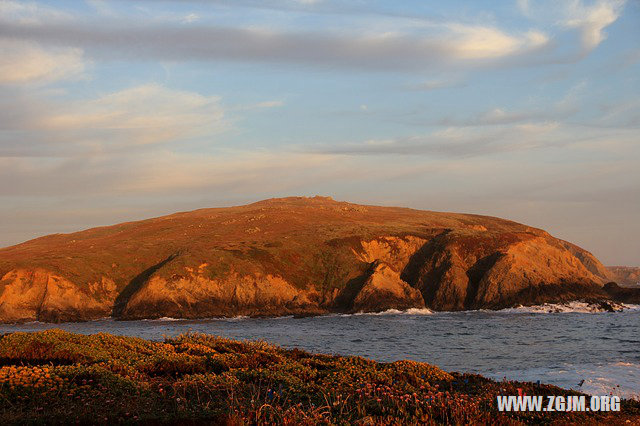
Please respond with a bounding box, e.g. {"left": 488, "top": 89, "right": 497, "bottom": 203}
{"left": 0, "top": 196, "right": 637, "bottom": 323}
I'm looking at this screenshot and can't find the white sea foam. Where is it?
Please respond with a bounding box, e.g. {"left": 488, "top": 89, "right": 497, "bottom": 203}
{"left": 145, "top": 317, "right": 185, "bottom": 321}
{"left": 268, "top": 315, "right": 295, "bottom": 320}
{"left": 349, "top": 308, "right": 434, "bottom": 316}
{"left": 226, "top": 315, "right": 250, "bottom": 321}
{"left": 497, "top": 301, "right": 640, "bottom": 314}
{"left": 491, "top": 362, "right": 640, "bottom": 400}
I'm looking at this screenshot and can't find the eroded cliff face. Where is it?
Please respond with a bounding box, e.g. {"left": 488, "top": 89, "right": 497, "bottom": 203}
{"left": 0, "top": 269, "right": 116, "bottom": 322}
{"left": 0, "top": 197, "right": 617, "bottom": 322}
{"left": 400, "top": 231, "right": 609, "bottom": 310}
{"left": 119, "top": 263, "right": 321, "bottom": 319}
{"left": 350, "top": 262, "right": 425, "bottom": 312}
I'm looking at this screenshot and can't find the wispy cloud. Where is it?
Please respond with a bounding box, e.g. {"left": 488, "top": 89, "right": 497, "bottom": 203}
{"left": 516, "top": 0, "right": 626, "bottom": 57}
{"left": 0, "top": 83, "right": 227, "bottom": 156}
{"left": 0, "top": 11, "right": 552, "bottom": 71}
{"left": 564, "top": 0, "right": 625, "bottom": 53}
{"left": 305, "top": 119, "right": 637, "bottom": 158}
{"left": 0, "top": 150, "right": 338, "bottom": 197}
{"left": 1, "top": 0, "right": 625, "bottom": 73}
{"left": 0, "top": 39, "right": 85, "bottom": 85}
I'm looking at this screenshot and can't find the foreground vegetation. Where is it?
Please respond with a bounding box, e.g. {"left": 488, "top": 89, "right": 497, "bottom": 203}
{"left": 0, "top": 330, "right": 637, "bottom": 424}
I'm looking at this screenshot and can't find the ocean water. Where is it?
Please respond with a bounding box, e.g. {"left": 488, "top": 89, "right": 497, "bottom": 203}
{"left": 2, "top": 303, "right": 639, "bottom": 399}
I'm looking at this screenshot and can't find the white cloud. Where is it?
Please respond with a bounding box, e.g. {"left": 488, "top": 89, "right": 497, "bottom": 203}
{"left": 564, "top": 0, "right": 625, "bottom": 52}
{"left": 0, "top": 39, "right": 85, "bottom": 84}
{"left": 0, "top": 11, "right": 554, "bottom": 70}
{"left": 39, "top": 84, "right": 226, "bottom": 146}
{"left": 0, "top": 0, "right": 72, "bottom": 24}
{"left": 446, "top": 24, "right": 548, "bottom": 59}
{"left": 181, "top": 13, "right": 199, "bottom": 24}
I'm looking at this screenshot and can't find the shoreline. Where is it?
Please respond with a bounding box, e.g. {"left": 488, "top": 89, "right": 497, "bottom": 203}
{"left": 2, "top": 299, "right": 638, "bottom": 325}
{"left": 0, "top": 330, "right": 638, "bottom": 424}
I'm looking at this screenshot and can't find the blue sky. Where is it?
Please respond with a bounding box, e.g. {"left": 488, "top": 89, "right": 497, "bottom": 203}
{"left": 0, "top": 0, "right": 638, "bottom": 265}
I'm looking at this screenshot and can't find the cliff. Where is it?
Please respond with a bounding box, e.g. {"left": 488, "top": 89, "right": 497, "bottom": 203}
{"left": 0, "top": 196, "right": 619, "bottom": 322}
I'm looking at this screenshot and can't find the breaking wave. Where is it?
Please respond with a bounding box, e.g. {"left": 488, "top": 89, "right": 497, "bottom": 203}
{"left": 489, "top": 361, "right": 640, "bottom": 400}
{"left": 349, "top": 308, "right": 434, "bottom": 316}
{"left": 496, "top": 301, "right": 640, "bottom": 314}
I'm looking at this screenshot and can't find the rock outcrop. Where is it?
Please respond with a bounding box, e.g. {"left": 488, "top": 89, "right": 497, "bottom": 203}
{"left": 602, "top": 282, "right": 640, "bottom": 304}
{"left": 350, "top": 262, "right": 425, "bottom": 313}
{"left": 0, "top": 196, "right": 618, "bottom": 322}
{"left": 0, "top": 269, "right": 116, "bottom": 322}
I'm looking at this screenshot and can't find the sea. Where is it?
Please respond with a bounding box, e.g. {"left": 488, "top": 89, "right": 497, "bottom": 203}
{"left": 2, "top": 302, "right": 639, "bottom": 400}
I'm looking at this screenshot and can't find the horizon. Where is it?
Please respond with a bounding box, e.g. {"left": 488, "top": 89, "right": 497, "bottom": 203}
{"left": 1, "top": 0, "right": 639, "bottom": 265}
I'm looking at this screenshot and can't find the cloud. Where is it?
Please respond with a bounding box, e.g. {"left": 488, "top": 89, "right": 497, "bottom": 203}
{"left": 445, "top": 24, "right": 548, "bottom": 59}
{"left": 0, "top": 149, "right": 338, "bottom": 197}
{"left": 0, "top": 14, "right": 551, "bottom": 70}
{"left": 0, "top": 0, "right": 622, "bottom": 73}
{"left": 43, "top": 84, "right": 225, "bottom": 144}
{"left": 0, "top": 84, "right": 227, "bottom": 156}
{"left": 521, "top": 0, "right": 625, "bottom": 55}
{"left": 0, "top": 39, "right": 85, "bottom": 85}
{"left": 114, "top": 151, "right": 333, "bottom": 194}
{"left": 181, "top": 13, "right": 199, "bottom": 24}
{"left": 0, "top": 0, "right": 72, "bottom": 24}
{"left": 306, "top": 123, "right": 553, "bottom": 158}
{"left": 564, "top": 0, "right": 625, "bottom": 53}
{"left": 306, "top": 119, "right": 638, "bottom": 159}
{"left": 438, "top": 107, "right": 548, "bottom": 127}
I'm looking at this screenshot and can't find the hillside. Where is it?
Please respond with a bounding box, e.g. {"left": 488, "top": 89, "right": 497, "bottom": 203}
{"left": 0, "top": 196, "right": 618, "bottom": 323}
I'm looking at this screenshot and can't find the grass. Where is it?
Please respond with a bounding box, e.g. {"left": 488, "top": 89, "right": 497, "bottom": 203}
{"left": 0, "top": 330, "right": 637, "bottom": 424}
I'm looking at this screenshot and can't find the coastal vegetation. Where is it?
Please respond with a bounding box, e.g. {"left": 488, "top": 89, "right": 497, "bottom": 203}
{"left": 0, "top": 330, "right": 637, "bottom": 424}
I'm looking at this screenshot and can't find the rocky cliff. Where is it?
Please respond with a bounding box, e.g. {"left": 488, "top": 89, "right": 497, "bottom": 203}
{"left": 0, "top": 196, "right": 619, "bottom": 322}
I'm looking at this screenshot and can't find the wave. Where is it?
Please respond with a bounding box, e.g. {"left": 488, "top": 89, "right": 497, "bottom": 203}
{"left": 496, "top": 301, "right": 640, "bottom": 314}
{"left": 142, "top": 317, "right": 187, "bottom": 322}
{"left": 142, "top": 315, "right": 252, "bottom": 322}
{"left": 340, "top": 302, "right": 640, "bottom": 317}
{"left": 348, "top": 308, "right": 434, "bottom": 316}
{"left": 490, "top": 362, "right": 640, "bottom": 400}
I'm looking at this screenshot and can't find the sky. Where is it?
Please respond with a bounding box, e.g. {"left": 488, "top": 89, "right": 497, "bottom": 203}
{"left": 0, "top": 0, "right": 638, "bottom": 265}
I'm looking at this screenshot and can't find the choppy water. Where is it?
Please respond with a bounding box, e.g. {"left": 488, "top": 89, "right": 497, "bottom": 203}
{"left": 2, "top": 303, "right": 639, "bottom": 399}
